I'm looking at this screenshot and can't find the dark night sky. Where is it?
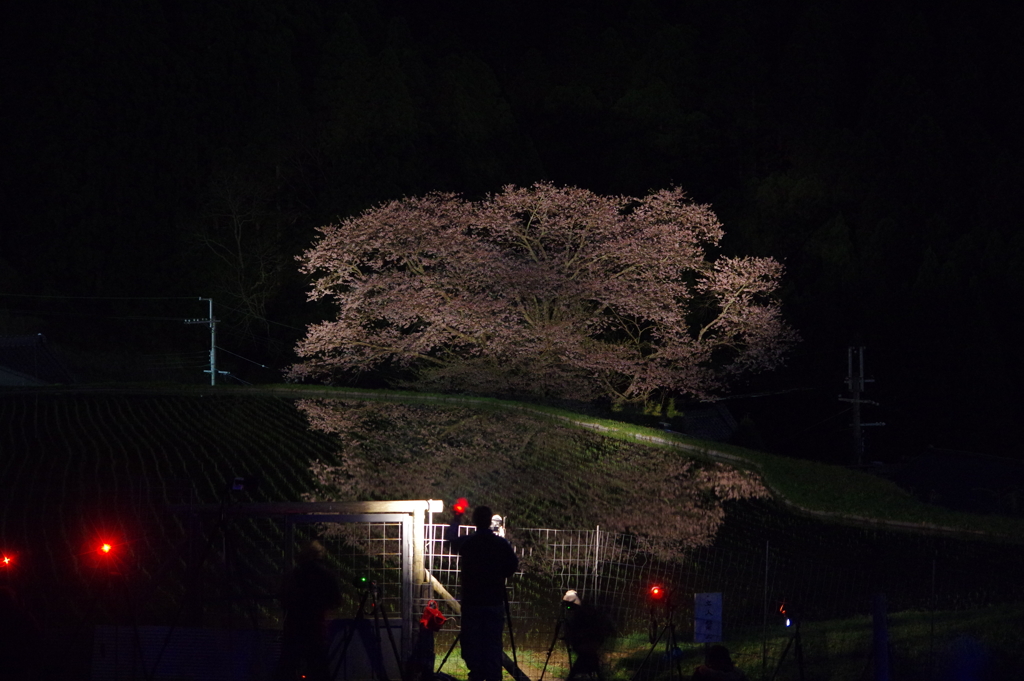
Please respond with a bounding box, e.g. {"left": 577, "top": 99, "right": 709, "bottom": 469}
{"left": 2, "top": 0, "right": 1023, "bottom": 463}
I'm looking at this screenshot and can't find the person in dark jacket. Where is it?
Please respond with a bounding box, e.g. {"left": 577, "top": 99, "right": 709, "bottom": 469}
{"left": 273, "top": 541, "right": 342, "bottom": 681}
{"left": 562, "top": 590, "right": 615, "bottom": 680}
{"left": 445, "top": 504, "right": 519, "bottom": 681}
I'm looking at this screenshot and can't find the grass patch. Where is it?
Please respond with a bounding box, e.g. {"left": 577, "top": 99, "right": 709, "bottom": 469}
{"left": 604, "top": 605, "right": 1024, "bottom": 681}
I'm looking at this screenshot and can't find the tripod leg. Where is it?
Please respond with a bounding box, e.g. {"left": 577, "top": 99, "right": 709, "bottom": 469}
{"left": 377, "top": 602, "right": 405, "bottom": 681}
{"left": 771, "top": 635, "right": 795, "bottom": 681}
{"left": 330, "top": 590, "right": 372, "bottom": 681}
{"left": 503, "top": 589, "right": 518, "bottom": 672}
{"left": 629, "top": 624, "right": 670, "bottom": 681}
{"left": 666, "top": 624, "right": 683, "bottom": 681}
{"left": 436, "top": 633, "right": 461, "bottom": 674}
{"left": 369, "top": 600, "right": 391, "bottom": 681}
{"left": 539, "top": 619, "right": 563, "bottom": 681}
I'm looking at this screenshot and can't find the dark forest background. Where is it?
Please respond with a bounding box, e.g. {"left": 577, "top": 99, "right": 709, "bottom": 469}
{"left": 2, "top": 0, "right": 1022, "bottom": 466}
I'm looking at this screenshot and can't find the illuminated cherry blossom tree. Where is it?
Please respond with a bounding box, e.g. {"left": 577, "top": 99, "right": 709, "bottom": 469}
{"left": 290, "top": 183, "right": 796, "bottom": 403}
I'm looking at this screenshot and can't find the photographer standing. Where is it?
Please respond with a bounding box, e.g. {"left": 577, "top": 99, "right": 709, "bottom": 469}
{"left": 445, "top": 503, "right": 518, "bottom": 681}
{"left": 273, "top": 541, "right": 342, "bottom": 681}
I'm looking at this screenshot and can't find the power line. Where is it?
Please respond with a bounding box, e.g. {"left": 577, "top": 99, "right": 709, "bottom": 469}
{"left": 792, "top": 407, "right": 854, "bottom": 435}
{"left": 3, "top": 298, "right": 304, "bottom": 332}
{"left": 3, "top": 292, "right": 307, "bottom": 332}
{"left": 214, "top": 345, "right": 269, "bottom": 369}
{"left": 0, "top": 293, "right": 200, "bottom": 301}
{"left": 2, "top": 309, "right": 191, "bottom": 322}
{"left": 212, "top": 300, "right": 305, "bottom": 331}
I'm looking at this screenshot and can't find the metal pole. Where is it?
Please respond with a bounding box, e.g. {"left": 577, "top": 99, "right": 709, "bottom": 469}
{"left": 205, "top": 298, "right": 216, "bottom": 385}
{"left": 184, "top": 298, "right": 217, "bottom": 385}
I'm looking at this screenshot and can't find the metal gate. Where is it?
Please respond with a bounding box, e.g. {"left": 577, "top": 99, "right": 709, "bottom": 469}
{"left": 126, "top": 499, "right": 448, "bottom": 681}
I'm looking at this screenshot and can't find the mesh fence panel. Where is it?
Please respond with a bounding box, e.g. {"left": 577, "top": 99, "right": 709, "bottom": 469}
{"left": 421, "top": 500, "right": 1024, "bottom": 681}
{"left": 115, "top": 502, "right": 1024, "bottom": 680}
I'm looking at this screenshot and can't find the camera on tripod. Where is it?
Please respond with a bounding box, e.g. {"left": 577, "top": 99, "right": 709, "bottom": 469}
{"left": 770, "top": 601, "right": 805, "bottom": 681}
{"left": 352, "top": 575, "right": 378, "bottom": 593}
{"left": 779, "top": 601, "right": 798, "bottom": 628}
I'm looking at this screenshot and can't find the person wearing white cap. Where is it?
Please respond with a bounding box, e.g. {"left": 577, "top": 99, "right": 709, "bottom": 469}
{"left": 562, "top": 589, "right": 614, "bottom": 680}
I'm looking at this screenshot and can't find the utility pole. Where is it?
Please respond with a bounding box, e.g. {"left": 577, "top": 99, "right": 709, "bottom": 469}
{"left": 839, "top": 346, "right": 885, "bottom": 466}
{"left": 185, "top": 297, "right": 219, "bottom": 385}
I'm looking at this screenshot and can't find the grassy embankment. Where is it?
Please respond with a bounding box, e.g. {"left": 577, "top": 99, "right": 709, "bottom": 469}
{"left": 4, "top": 383, "right": 1023, "bottom": 679}
{"left": 227, "top": 383, "right": 1024, "bottom": 542}
{"left": 12, "top": 381, "right": 1024, "bottom": 538}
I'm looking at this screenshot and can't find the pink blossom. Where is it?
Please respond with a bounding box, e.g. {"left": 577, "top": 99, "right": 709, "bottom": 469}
{"left": 289, "top": 183, "right": 797, "bottom": 403}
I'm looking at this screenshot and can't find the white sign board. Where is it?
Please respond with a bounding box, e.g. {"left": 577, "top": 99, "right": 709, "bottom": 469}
{"left": 694, "top": 592, "right": 723, "bottom": 643}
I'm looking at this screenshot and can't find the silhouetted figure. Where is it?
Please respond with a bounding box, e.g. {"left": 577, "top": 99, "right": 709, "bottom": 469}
{"left": 692, "top": 645, "right": 748, "bottom": 681}
{"left": 445, "top": 504, "right": 518, "bottom": 681}
{"left": 562, "top": 590, "right": 614, "bottom": 680}
{"left": 274, "top": 541, "right": 342, "bottom": 681}
{"left": 0, "top": 586, "right": 42, "bottom": 680}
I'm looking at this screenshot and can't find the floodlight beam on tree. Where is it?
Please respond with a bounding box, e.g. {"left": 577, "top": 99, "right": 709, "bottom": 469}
{"left": 290, "top": 183, "right": 797, "bottom": 404}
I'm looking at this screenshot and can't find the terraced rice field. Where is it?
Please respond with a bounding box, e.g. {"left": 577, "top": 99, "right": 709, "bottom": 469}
{"left": 0, "top": 389, "right": 341, "bottom": 626}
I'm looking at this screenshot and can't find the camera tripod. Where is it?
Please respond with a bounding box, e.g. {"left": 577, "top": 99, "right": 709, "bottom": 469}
{"left": 331, "top": 582, "right": 404, "bottom": 681}
{"left": 770, "top": 619, "right": 805, "bottom": 681}
{"left": 630, "top": 603, "right": 684, "bottom": 681}
{"left": 539, "top": 605, "right": 571, "bottom": 681}
{"left": 435, "top": 588, "right": 520, "bottom": 679}
{"left": 90, "top": 488, "right": 265, "bottom": 681}
{"left": 70, "top": 551, "right": 150, "bottom": 681}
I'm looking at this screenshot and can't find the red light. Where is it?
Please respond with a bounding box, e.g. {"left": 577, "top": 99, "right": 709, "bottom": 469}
{"left": 649, "top": 585, "right": 665, "bottom": 600}
{"left": 93, "top": 540, "right": 121, "bottom": 557}
{"left": 79, "top": 536, "right": 127, "bottom": 570}
{"left": 1, "top": 555, "right": 12, "bottom": 567}
{"left": 453, "top": 498, "right": 469, "bottom": 515}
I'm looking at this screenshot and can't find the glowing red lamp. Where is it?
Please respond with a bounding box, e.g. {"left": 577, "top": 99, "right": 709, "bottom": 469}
{"left": 649, "top": 585, "right": 666, "bottom": 600}
{"left": 1, "top": 554, "right": 12, "bottom": 567}
{"left": 452, "top": 498, "right": 469, "bottom": 515}
{"left": 95, "top": 541, "right": 117, "bottom": 558}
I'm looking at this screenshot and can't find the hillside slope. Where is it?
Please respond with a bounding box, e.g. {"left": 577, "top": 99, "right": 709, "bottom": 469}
{"left": 4, "top": 384, "right": 1023, "bottom": 542}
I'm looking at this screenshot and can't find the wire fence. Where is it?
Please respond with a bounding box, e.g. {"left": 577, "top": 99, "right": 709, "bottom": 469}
{"left": 75, "top": 500, "right": 1024, "bottom": 680}
{"left": 421, "top": 500, "right": 1024, "bottom": 681}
